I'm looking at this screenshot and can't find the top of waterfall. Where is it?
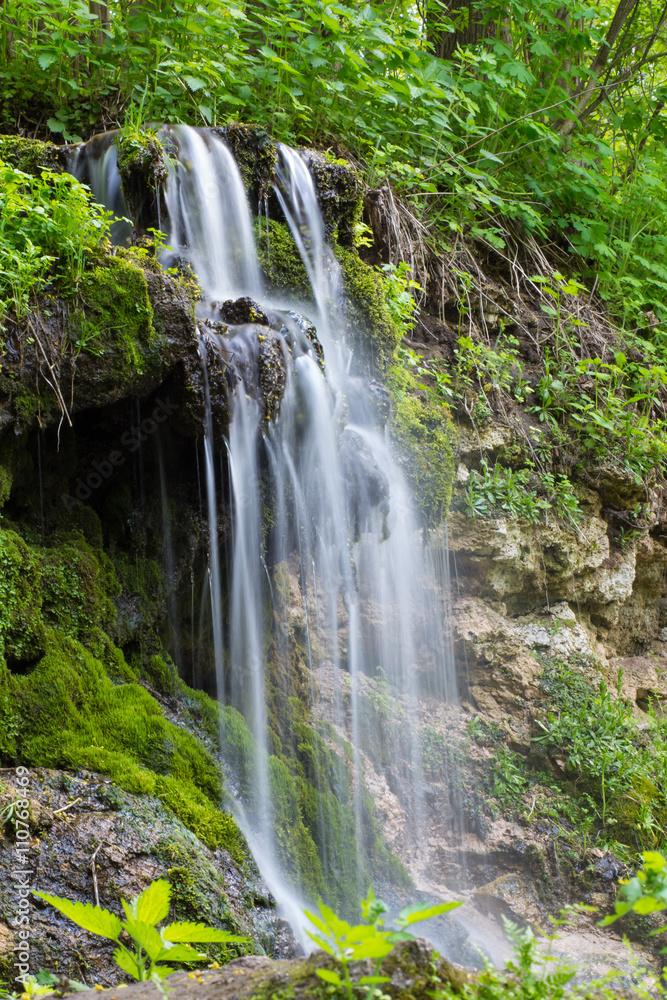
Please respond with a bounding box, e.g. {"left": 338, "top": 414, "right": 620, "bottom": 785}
{"left": 162, "top": 125, "right": 262, "bottom": 302}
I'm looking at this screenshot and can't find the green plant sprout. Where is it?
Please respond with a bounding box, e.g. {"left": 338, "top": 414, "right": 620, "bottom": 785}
{"left": 305, "top": 888, "right": 461, "bottom": 1000}
{"left": 599, "top": 850, "right": 667, "bottom": 951}
{"left": 34, "top": 879, "right": 248, "bottom": 982}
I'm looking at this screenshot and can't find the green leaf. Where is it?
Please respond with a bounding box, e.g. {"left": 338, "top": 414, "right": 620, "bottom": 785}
{"left": 305, "top": 931, "right": 335, "bottom": 956}
{"left": 358, "top": 977, "right": 391, "bottom": 985}
{"left": 34, "top": 892, "right": 122, "bottom": 941}
{"left": 133, "top": 880, "right": 171, "bottom": 925}
{"left": 151, "top": 965, "right": 176, "bottom": 980}
{"left": 38, "top": 52, "right": 57, "bottom": 70}
{"left": 183, "top": 75, "right": 206, "bottom": 91}
{"left": 399, "top": 902, "right": 463, "bottom": 925}
{"left": 316, "top": 969, "right": 342, "bottom": 985}
{"left": 158, "top": 943, "right": 207, "bottom": 962}
{"left": 122, "top": 917, "right": 165, "bottom": 961}
{"left": 46, "top": 119, "right": 66, "bottom": 134}
{"left": 113, "top": 947, "right": 142, "bottom": 981}
{"left": 163, "top": 922, "right": 248, "bottom": 944}
{"left": 348, "top": 939, "right": 393, "bottom": 960}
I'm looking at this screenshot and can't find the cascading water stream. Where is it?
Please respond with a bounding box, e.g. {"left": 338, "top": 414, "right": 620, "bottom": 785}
{"left": 72, "top": 125, "right": 463, "bottom": 953}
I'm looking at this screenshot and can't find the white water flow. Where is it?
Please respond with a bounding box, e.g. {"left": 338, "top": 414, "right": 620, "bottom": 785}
{"left": 162, "top": 125, "right": 261, "bottom": 300}
{"left": 73, "top": 125, "right": 461, "bottom": 944}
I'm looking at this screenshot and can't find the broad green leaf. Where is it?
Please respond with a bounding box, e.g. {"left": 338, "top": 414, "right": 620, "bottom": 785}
{"left": 163, "top": 921, "right": 248, "bottom": 944}
{"left": 34, "top": 892, "right": 122, "bottom": 941}
{"left": 400, "top": 902, "right": 462, "bottom": 925}
{"left": 305, "top": 931, "right": 335, "bottom": 956}
{"left": 122, "top": 917, "right": 164, "bottom": 961}
{"left": 38, "top": 53, "right": 57, "bottom": 70}
{"left": 348, "top": 939, "right": 393, "bottom": 960}
{"left": 134, "top": 880, "right": 171, "bottom": 925}
{"left": 152, "top": 966, "right": 176, "bottom": 980}
{"left": 183, "top": 75, "right": 206, "bottom": 91}
{"left": 113, "top": 947, "right": 142, "bottom": 981}
{"left": 316, "top": 969, "right": 342, "bottom": 985}
{"left": 632, "top": 897, "right": 665, "bottom": 915}
{"left": 158, "top": 943, "right": 207, "bottom": 962}
{"left": 304, "top": 908, "right": 336, "bottom": 938}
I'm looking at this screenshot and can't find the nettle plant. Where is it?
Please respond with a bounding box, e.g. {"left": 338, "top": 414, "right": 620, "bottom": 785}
{"left": 306, "top": 889, "right": 461, "bottom": 1000}
{"left": 35, "top": 880, "right": 247, "bottom": 982}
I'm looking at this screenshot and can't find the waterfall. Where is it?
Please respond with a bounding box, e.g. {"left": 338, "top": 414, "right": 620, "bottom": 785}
{"left": 71, "top": 126, "right": 461, "bottom": 950}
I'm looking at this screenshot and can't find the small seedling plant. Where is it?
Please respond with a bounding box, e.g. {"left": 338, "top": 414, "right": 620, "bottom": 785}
{"left": 305, "top": 888, "right": 461, "bottom": 999}
{"left": 599, "top": 850, "right": 667, "bottom": 950}
{"left": 34, "top": 879, "right": 248, "bottom": 982}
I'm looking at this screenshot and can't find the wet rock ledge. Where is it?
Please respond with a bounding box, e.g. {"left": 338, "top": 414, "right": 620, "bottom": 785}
{"left": 64, "top": 940, "right": 470, "bottom": 1000}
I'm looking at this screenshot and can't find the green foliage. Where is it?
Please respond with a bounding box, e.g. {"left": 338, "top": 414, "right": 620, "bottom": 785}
{"left": 534, "top": 663, "right": 667, "bottom": 846}
{"left": 380, "top": 263, "right": 421, "bottom": 332}
{"left": 600, "top": 851, "right": 667, "bottom": 950}
{"left": 457, "top": 918, "right": 577, "bottom": 1000}
{"left": 34, "top": 880, "right": 248, "bottom": 981}
{"left": 0, "top": 160, "right": 111, "bottom": 324}
{"left": 306, "top": 888, "right": 461, "bottom": 1000}
{"left": 460, "top": 459, "right": 581, "bottom": 528}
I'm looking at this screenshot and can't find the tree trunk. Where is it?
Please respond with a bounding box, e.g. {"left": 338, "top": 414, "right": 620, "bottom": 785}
{"left": 426, "top": 0, "right": 509, "bottom": 60}
{"left": 557, "top": 0, "right": 639, "bottom": 136}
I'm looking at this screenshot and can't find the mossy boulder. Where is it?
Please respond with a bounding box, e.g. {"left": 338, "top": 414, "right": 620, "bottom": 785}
{"left": 0, "top": 522, "right": 249, "bottom": 865}
{"left": 52, "top": 937, "right": 471, "bottom": 999}
{"left": 219, "top": 123, "right": 277, "bottom": 202}
{"left": 255, "top": 218, "right": 311, "bottom": 299}
{"left": 308, "top": 150, "right": 362, "bottom": 247}
{"left": 0, "top": 135, "right": 66, "bottom": 174}
{"left": 0, "top": 247, "right": 199, "bottom": 435}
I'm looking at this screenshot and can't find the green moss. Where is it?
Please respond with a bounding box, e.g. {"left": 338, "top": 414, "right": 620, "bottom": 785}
{"left": 0, "top": 135, "right": 64, "bottom": 175}
{"left": 157, "top": 840, "right": 251, "bottom": 959}
{"left": 41, "top": 537, "right": 119, "bottom": 641}
{"left": 76, "top": 254, "right": 158, "bottom": 384}
{"left": 0, "top": 527, "right": 45, "bottom": 665}
{"left": 309, "top": 151, "right": 362, "bottom": 247}
{"left": 0, "top": 519, "right": 250, "bottom": 869}
{"left": 387, "top": 362, "right": 455, "bottom": 525}
{"left": 336, "top": 248, "right": 402, "bottom": 373}
{"left": 255, "top": 218, "right": 310, "bottom": 299}
{"left": 117, "top": 128, "right": 168, "bottom": 189}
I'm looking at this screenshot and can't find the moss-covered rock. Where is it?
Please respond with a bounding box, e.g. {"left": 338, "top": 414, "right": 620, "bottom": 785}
{"left": 255, "top": 218, "right": 311, "bottom": 299}
{"left": 0, "top": 520, "right": 249, "bottom": 866}
{"left": 0, "top": 768, "right": 283, "bottom": 990}
{"left": 308, "top": 150, "right": 362, "bottom": 247}
{"left": 336, "top": 247, "right": 403, "bottom": 374}
{"left": 115, "top": 127, "right": 168, "bottom": 232}
{"left": 387, "top": 362, "right": 455, "bottom": 525}
{"left": 219, "top": 124, "right": 277, "bottom": 202}
{"left": 0, "top": 135, "right": 66, "bottom": 174}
